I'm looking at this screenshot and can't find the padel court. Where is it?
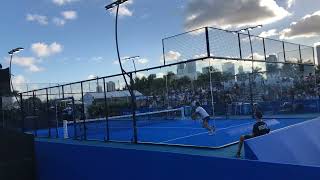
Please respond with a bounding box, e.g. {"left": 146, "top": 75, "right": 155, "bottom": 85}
{"left": 33, "top": 114, "right": 311, "bottom": 148}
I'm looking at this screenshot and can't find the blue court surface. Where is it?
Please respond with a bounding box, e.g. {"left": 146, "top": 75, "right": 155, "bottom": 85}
{"left": 35, "top": 116, "right": 313, "bottom": 148}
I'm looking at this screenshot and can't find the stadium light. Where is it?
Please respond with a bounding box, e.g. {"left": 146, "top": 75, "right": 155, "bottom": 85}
{"left": 105, "top": 0, "right": 128, "bottom": 10}
{"left": 8, "top": 47, "right": 24, "bottom": 55}
{"left": 8, "top": 47, "right": 24, "bottom": 106}
{"left": 8, "top": 47, "right": 24, "bottom": 76}
{"left": 122, "top": 56, "right": 140, "bottom": 72}
{"left": 105, "top": 0, "right": 138, "bottom": 143}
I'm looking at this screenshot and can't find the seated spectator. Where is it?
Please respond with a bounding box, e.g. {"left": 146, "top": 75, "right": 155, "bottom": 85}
{"left": 236, "top": 111, "right": 270, "bottom": 158}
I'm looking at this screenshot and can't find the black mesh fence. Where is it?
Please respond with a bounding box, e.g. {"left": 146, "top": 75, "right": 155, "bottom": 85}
{"left": 8, "top": 26, "right": 318, "bottom": 148}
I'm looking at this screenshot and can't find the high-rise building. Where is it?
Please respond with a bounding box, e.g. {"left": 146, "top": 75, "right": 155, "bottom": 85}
{"left": 176, "top": 62, "right": 197, "bottom": 80}
{"left": 222, "top": 62, "right": 235, "bottom": 76}
{"left": 222, "top": 62, "right": 235, "bottom": 82}
{"left": 106, "top": 81, "right": 116, "bottom": 92}
{"left": 96, "top": 85, "right": 103, "bottom": 93}
{"left": 186, "top": 61, "right": 196, "bottom": 74}
{"left": 266, "top": 55, "right": 279, "bottom": 72}
{"left": 177, "top": 64, "right": 185, "bottom": 76}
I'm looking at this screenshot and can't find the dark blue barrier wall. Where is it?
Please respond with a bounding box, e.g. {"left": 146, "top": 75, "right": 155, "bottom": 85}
{"left": 35, "top": 140, "right": 319, "bottom": 180}
{"left": 245, "top": 117, "right": 320, "bottom": 167}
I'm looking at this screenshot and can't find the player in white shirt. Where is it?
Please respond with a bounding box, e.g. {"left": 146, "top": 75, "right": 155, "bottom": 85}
{"left": 192, "top": 102, "right": 215, "bottom": 135}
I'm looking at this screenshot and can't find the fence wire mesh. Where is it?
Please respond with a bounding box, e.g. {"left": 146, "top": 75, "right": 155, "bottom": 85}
{"left": 7, "top": 27, "right": 318, "bottom": 148}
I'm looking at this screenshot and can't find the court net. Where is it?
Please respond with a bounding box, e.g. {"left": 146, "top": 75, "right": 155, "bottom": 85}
{"left": 64, "top": 107, "right": 185, "bottom": 138}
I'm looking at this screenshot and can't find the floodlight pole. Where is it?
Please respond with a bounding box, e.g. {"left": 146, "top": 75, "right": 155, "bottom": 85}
{"left": 122, "top": 56, "right": 140, "bottom": 73}
{"left": 105, "top": 0, "right": 138, "bottom": 143}
{"left": 8, "top": 48, "right": 24, "bottom": 107}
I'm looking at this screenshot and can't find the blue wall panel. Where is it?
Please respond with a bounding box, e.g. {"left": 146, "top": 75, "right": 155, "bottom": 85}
{"left": 245, "top": 118, "right": 320, "bottom": 166}
{"left": 35, "top": 140, "right": 320, "bottom": 180}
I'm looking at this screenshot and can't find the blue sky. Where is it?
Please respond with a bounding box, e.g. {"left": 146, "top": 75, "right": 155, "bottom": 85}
{"left": 1, "top": 0, "right": 320, "bottom": 88}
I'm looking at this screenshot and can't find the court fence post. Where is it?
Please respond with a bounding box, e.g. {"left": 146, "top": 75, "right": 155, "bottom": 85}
{"left": 80, "top": 82, "right": 87, "bottom": 140}
{"left": 129, "top": 72, "right": 138, "bottom": 143}
{"left": 46, "top": 88, "right": 51, "bottom": 138}
{"left": 205, "top": 27, "right": 211, "bottom": 57}
{"left": 103, "top": 78, "right": 110, "bottom": 142}
{"left": 19, "top": 93, "right": 25, "bottom": 132}
{"left": 32, "top": 91, "right": 38, "bottom": 137}
{"left": 238, "top": 33, "right": 242, "bottom": 59}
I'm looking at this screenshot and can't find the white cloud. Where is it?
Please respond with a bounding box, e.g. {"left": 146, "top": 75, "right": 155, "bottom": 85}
{"left": 12, "top": 75, "right": 29, "bottom": 92}
{"left": 136, "top": 72, "right": 147, "bottom": 79}
{"left": 193, "top": 53, "right": 207, "bottom": 59}
{"left": 287, "top": 0, "right": 295, "bottom": 8}
{"left": 259, "top": 29, "right": 278, "bottom": 38}
{"left": 52, "top": 0, "right": 79, "bottom": 6}
{"left": 246, "top": 53, "right": 265, "bottom": 60}
{"left": 137, "top": 58, "right": 149, "bottom": 64}
{"left": 185, "top": 0, "right": 290, "bottom": 30}
{"left": 91, "top": 57, "right": 103, "bottom": 63}
{"left": 163, "top": 51, "right": 182, "bottom": 62}
{"left": 109, "top": 0, "right": 133, "bottom": 17}
{"left": 156, "top": 72, "right": 165, "bottom": 78}
{"left": 12, "top": 75, "right": 27, "bottom": 85}
{"left": 26, "top": 14, "right": 48, "bottom": 25}
{"left": 31, "top": 42, "right": 63, "bottom": 57}
{"left": 9, "top": 56, "right": 44, "bottom": 72}
{"left": 53, "top": 17, "right": 66, "bottom": 26}
{"left": 62, "top": 11, "right": 77, "bottom": 20}
{"left": 280, "top": 11, "right": 320, "bottom": 39}
{"left": 87, "top": 75, "right": 97, "bottom": 79}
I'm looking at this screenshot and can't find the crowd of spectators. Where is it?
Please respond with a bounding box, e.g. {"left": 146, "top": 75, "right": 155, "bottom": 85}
{"left": 136, "top": 73, "right": 319, "bottom": 115}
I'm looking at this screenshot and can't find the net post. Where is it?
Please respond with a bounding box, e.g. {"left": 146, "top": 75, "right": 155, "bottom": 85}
{"left": 205, "top": 27, "right": 211, "bottom": 57}
{"left": 103, "top": 77, "right": 110, "bottom": 142}
{"left": 63, "top": 120, "right": 68, "bottom": 139}
{"left": 129, "top": 72, "right": 138, "bottom": 144}
{"left": 180, "top": 107, "right": 185, "bottom": 120}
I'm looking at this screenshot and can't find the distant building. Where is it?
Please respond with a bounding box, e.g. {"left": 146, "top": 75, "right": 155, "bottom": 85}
{"left": 83, "top": 90, "right": 143, "bottom": 107}
{"left": 222, "top": 62, "right": 235, "bottom": 82}
{"left": 177, "top": 64, "right": 185, "bottom": 76}
{"left": 238, "top": 65, "right": 244, "bottom": 74}
{"left": 176, "top": 61, "right": 198, "bottom": 80}
{"left": 96, "top": 85, "right": 103, "bottom": 93}
{"left": 106, "top": 81, "right": 116, "bottom": 92}
{"left": 222, "top": 62, "right": 235, "bottom": 76}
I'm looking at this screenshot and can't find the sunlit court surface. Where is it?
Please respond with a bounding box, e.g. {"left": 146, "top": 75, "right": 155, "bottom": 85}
{"left": 34, "top": 112, "right": 316, "bottom": 149}
{"left": 2, "top": 0, "right": 320, "bottom": 179}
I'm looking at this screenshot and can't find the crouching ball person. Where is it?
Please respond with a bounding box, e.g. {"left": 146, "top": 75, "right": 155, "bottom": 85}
{"left": 236, "top": 111, "right": 270, "bottom": 158}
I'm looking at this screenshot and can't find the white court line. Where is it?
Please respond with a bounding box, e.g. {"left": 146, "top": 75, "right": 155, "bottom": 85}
{"left": 160, "top": 119, "right": 276, "bottom": 143}
{"left": 160, "top": 131, "right": 209, "bottom": 143}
